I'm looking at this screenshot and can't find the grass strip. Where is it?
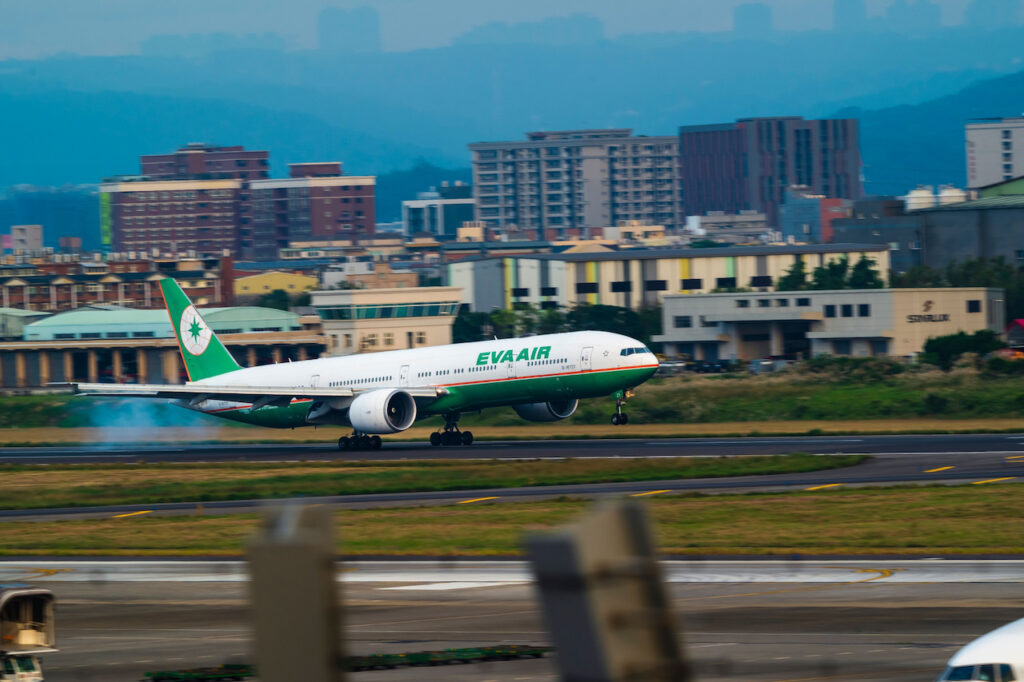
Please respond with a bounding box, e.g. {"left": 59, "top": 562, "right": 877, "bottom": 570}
{"left": 2, "top": 484, "right": 1022, "bottom": 557}
{"left": 0, "top": 454, "right": 864, "bottom": 510}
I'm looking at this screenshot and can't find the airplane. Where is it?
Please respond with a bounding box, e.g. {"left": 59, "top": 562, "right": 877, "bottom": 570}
{"left": 67, "top": 278, "right": 660, "bottom": 450}
{"left": 938, "top": 617, "right": 1024, "bottom": 681}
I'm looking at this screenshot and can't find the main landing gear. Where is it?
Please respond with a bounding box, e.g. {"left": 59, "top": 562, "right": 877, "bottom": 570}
{"left": 430, "top": 413, "right": 474, "bottom": 447}
{"left": 611, "top": 390, "right": 631, "bottom": 426}
{"left": 338, "top": 433, "right": 382, "bottom": 451}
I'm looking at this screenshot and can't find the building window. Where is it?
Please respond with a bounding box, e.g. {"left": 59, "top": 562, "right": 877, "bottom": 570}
{"left": 841, "top": 304, "right": 853, "bottom": 317}
{"left": 541, "top": 287, "right": 558, "bottom": 296}
{"left": 757, "top": 299, "right": 770, "bottom": 308}
{"left": 825, "top": 304, "right": 836, "bottom": 318}
{"left": 967, "top": 299, "right": 982, "bottom": 313}
{"left": 512, "top": 287, "right": 529, "bottom": 297}
{"left": 716, "top": 277, "right": 737, "bottom": 289}
{"left": 575, "top": 282, "right": 599, "bottom": 294}
{"left": 673, "top": 315, "right": 692, "bottom": 328}
{"left": 750, "top": 275, "right": 773, "bottom": 287}
{"left": 832, "top": 340, "right": 852, "bottom": 355}
{"left": 681, "top": 278, "right": 702, "bottom": 289}
{"left": 644, "top": 280, "right": 668, "bottom": 291}
{"left": 776, "top": 299, "right": 789, "bottom": 307}
{"left": 611, "top": 281, "right": 632, "bottom": 293}
{"left": 870, "top": 339, "right": 888, "bottom": 356}
{"left": 858, "top": 304, "right": 871, "bottom": 317}
{"left": 384, "top": 333, "right": 394, "bottom": 346}
{"left": 416, "top": 332, "right": 426, "bottom": 344}
{"left": 741, "top": 333, "right": 770, "bottom": 342}
{"left": 737, "top": 300, "right": 750, "bottom": 308}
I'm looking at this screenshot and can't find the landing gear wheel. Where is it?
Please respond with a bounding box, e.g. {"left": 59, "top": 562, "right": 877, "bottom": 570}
{"left": 358, "top": 435, "right": 371, "bottom": 450}
{"left": 611, "top": 414, "right": 621, "bottom": 426}
{"left": 430, "top": 432, "right": 442, "bottom": 447}
{"left": 461, "top": 430, "right": 474, "bottom": 446}
{"left": 619, "top": 413, "right": 629, "bottom": 425}
{"left": 338, "top": 436, "right": 349, "bottom": 450}
{"left": 370, "top": 435, "right": 382, "bottom": 450}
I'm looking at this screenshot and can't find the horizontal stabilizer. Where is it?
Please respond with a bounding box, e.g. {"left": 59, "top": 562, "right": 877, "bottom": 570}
{"left": 55, "top": 382, "right": 444, "bottom": 403}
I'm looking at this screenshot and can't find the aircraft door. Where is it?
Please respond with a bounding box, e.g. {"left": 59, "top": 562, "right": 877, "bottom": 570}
{"left": 507, "top": 359, "right": 516, "bottom": 378}
{"left": 400, "top": 365, "right": 409, "bottom": 387}
{"left": 581, "top": 346, "right": 593, "bottom": 371}
{"left": 311, "top": 374, "right": 320, "bottom": 388}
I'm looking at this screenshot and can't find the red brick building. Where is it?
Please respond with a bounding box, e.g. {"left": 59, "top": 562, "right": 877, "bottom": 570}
{"left": 246, "top": 162, "right": 376, "bottom": 260}
{"left": 678, "top": 117, "right": 862, "bottom": 227}
{"left": 141, "top": 143, "right": 270, "bottom": 181}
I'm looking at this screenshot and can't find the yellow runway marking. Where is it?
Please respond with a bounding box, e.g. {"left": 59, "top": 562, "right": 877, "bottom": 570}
{"left": 113, "top": 510, "right": 153, "bottom": 518}
{"left": 631, "top": 489, "right": 670, "bottom": 497}
{"left": 1006, "top": 455, "right": 1024, "bottom": 460}
{"left": 4, "top": 567, "right": 73, "bottom": 581}
{"left": 678, "top": 567, "right": 903, "bottom": 603}
{"left": 457, "top": 497, "right": 499, "bottom": 504}
{"left": 804, "top": 483, "right": 842, "bottom": 491}
{"left": 972, "top": 477, "right": 1016, "bottom": 485}
{"left": 925, "top": 466, "right": 955, "bottom": 473}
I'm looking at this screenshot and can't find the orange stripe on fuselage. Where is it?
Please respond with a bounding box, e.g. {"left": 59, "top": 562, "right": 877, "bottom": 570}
{"left": 198, "top": 364, "right": 659, "bottom": 414}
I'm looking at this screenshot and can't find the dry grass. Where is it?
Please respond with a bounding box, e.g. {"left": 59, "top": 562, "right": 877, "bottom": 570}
{"left": 0, "top": 455, "right": 861, "bottom": 510}
{"left": 1, "top": 417, "right": 1024, "bottom": 447}
{"left": 3, "top": 484, "right": 1023, "bottom": 556}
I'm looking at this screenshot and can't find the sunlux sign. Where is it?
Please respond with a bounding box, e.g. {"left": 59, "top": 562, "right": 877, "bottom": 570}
{"left": 477, "top": 345, "right": 551, "bottom": 365}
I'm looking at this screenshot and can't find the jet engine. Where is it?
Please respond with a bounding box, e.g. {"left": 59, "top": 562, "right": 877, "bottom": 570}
{"left": 347, "top": 389, "right": 418, "bottom": 434}
{"left": 512, "top": 399, "right": 579, "bottom": 423}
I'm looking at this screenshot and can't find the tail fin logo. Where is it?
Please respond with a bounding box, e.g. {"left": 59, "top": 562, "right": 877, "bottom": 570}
{"left": 179, "top": 305, "right": 213, "bottom": 356}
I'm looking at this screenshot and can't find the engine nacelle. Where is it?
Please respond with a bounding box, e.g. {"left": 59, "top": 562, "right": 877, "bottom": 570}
{"left": 347, "top": 389, "right": 418, "bottom": 434}
{"left": 512, "top": 399, "right": 579, "bottom": 423}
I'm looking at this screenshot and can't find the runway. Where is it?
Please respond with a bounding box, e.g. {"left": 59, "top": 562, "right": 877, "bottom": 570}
{"left": 7, "top": 559, "right": 1023, "bottom": 681}
{"left": 4, "top": 434, "right": 1024, "bottom": 520}
{"left": 4, "top": 432, "right": 1024, "bottom": 464}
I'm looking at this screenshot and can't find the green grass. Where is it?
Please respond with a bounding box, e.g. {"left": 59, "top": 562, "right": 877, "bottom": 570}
{"left": 0, "top": 454, "right": 865, "bottom": 510}
{"left": 3, "top": 483, "right": 1021, "bottom": 556}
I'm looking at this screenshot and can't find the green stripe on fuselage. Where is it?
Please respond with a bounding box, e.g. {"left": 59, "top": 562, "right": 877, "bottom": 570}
{"left": 203, "top": 366, "right": 656, "bottom": 429}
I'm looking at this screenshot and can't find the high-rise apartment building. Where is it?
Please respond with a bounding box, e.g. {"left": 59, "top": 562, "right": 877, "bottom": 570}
{"left": 678, "top": 117, "right": 862, "bottom": 226}
{"left": 469, "top": 129, "right": 683, "bottom": 238}
{"left": 104, "top": 148, "right": 375, "bottom": 260}
{"left": 967, "top": 117, "right": 1024, "bottom": 188}
{"left": 247, "top": 162, "right": 376, "bottom": 259}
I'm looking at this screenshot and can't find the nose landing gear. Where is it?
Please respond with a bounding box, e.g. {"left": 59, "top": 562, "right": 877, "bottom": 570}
{"left": 431, "top": 413, "right": 474, "bottom": 446}
{"left": 611, "top": 390, "right": 632, "bottom": 426}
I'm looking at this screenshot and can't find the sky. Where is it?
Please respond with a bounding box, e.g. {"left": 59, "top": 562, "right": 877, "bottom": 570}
{"left": 0, "top": 0, "right": 985, "bottom": 58}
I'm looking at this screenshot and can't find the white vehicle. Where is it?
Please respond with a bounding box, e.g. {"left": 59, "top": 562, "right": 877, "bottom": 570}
{"left": 0, "top": 587, "right": 56, "bottom": 682}
{"left": 68, "top": 279, "right": 660, "bottom": 450}
{"left": 937, "top": 617, "right": 1024, "bottom": 681}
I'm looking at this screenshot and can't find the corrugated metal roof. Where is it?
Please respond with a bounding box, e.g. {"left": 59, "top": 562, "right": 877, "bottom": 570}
{"left": 926, "top": 195, "right": 1024, "bottom": 211}
{"left": 0, "top": 307, "right": 50, "bottom": 317}
{"left": 28, "top": 306, "right": 299, "bottom": 328}
{"left": 452, "top": 243, "right": 888, "bottom": 264}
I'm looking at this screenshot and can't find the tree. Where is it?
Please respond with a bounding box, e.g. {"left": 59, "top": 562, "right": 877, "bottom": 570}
{"left": 489, "top": 308, "right": 519, "bottom": 338}
{"left": 810, "top": 256, "right": 849, "bottom": 290}
{"left": 452, "top": 308, "right": 490, "bottom": 343}
{"left": 536, "top": 307, "right": 567, "bottom": 335}
{"left": 256, "top": 289, "right": 291, "bottom": 311}
{"left": 890, "top": 264, "right": 945, "bottom": 288}
{"left": 848, "top": 255, "right": 885, "bottom": 289}
{"left": 776, "top": 258, "right": 808, "bottom": 291}
{"left": 921, "top": 330, "right": 1004, "bottom": 370}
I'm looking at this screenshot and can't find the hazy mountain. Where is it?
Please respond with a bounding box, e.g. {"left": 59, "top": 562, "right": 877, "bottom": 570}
{"left": 842, "top": 68, "right": 1024, "bottom": 196}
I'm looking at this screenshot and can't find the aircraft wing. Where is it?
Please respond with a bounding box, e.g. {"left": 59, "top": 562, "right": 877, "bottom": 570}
{"left": 59, "top": 382, "right": 445, "bottom": 404}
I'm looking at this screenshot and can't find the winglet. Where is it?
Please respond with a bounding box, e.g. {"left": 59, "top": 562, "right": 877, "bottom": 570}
{"left": 160, "top": 278, "right": 241, "bottom": 381}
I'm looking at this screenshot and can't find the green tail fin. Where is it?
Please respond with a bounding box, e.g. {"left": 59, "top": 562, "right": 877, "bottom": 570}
{"left": 160, "top": 278, "right": 241, "bottom": 381}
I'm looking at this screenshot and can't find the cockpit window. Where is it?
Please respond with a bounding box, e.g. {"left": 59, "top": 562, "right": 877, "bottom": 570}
{"left": 941, "top": 664, "right": 1013, "bottom": 681}
{"left": 620, "top": 347, "right": 651, "bottom": 357}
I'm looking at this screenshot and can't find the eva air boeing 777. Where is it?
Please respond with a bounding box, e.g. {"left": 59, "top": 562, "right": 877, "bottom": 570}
{"left": 69, "top": 279, "right": 659, "bottom": 450}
